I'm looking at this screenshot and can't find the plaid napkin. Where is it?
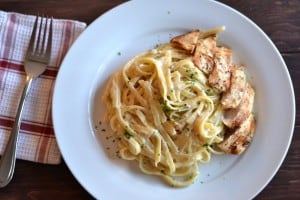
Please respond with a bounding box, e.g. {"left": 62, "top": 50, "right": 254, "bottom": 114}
{"left": 0, "top": 11, "right": 86, "bottom": 164}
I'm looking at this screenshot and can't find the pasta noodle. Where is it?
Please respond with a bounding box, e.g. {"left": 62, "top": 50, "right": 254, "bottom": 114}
{"left": 102, "top": 27, "right": 254, "bottom": 187}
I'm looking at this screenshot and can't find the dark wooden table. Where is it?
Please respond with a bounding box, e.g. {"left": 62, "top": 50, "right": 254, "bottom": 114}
{"left": 0, "top": 0, "right": 299, "bottom": 199}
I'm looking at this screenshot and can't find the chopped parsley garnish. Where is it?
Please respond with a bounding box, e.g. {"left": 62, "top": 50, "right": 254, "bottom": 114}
{"left": 203, "top": 143, "right": 213, "bottom": 148}
{"left": 124, "top": 129, "right": 133, "bottom": 139}
{"left": 163, "top": 104, "right": 172, "bottom": 113}
{"left": 159, "top": 98, "right": 172, "bottom": 113}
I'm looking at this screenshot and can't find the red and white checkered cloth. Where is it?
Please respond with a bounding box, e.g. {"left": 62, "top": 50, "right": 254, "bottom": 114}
{"left": 0, "top": 11, "right": 86, "bottom": 164}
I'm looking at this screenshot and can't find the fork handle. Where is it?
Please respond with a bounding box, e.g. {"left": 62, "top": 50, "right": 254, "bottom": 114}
{"left": 0, "top": 76, "right": 33, "bottom": 187}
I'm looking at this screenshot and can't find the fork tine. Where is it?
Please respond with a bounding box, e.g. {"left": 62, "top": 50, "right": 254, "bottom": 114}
{"left": 41, "top": 17, "right": 48, "bottom": 54}
{"left": 27, "top": 15, "right": 38, "bottom": 54}
{"left": 45, "top": 17, "right": 53, "bottom": 57}
{"left": 36, "top": 16, "right": 43, "bottom": 54}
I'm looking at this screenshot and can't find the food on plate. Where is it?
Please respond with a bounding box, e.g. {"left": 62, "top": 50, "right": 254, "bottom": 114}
{"left": 221, "top": 65, "right": 247, "bottom": 109}
{"left": 102, "top": 26, "right": 256, "bottom": 187}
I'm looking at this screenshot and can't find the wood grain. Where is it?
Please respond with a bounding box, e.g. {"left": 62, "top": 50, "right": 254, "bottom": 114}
{"left": 220, "top": 0, "right": 300, "bottom": 53}
{"left": 0, "top": 0, "right": 299, "bottom": 199}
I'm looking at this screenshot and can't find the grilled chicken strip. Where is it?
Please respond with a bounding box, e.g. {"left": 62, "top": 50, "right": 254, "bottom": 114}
{"left": 208, "top": 47, "right": 232, "bottom": 92}
{"left": 223, "top": 83, "right": 255, "bottom": 129}
{"left": 170, "top": 30, "right": 200, "bottom": 53}
{"left": 221, "top": 65, "right": 247, "bottom": 109}
{"left": 217, "top": 113, "right": 255, "bottom": 154}
{"left": 192, "top": 36, "right": 217, "bottom": 74}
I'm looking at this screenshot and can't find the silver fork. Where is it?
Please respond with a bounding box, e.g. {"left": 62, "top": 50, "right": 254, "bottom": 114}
{"left": 0, "top": 16, "right": 52, "bottom": 187}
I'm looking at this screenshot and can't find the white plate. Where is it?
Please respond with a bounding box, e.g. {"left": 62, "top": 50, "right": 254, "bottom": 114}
{"left": 52, "top": 0, "right": 295, "bottom": 199}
